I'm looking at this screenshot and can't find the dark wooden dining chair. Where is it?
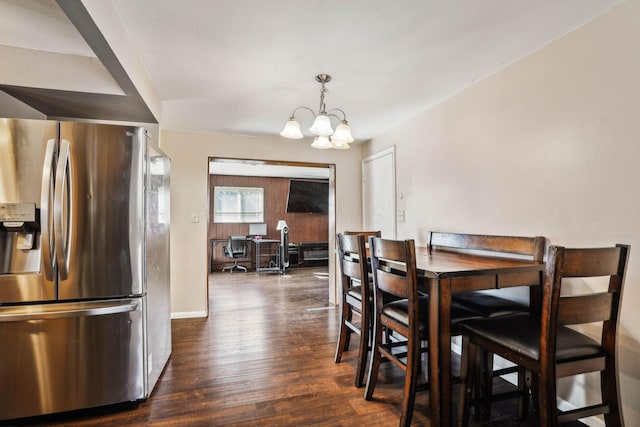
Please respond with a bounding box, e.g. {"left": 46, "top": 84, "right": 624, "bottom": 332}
{"left": 334, "top": 232, "right": 375, "bottom": 387}
{"left": 428, "top": 232, "right": 545, "bottom": 317}
{"left": 458, "top": 244, "right": 630, "bottom": 427}
{"left": 364, "top": 237, "right": 483, "bottom": 427}
{"left": 428, "top": 231, "right": 545, "bottom": 412}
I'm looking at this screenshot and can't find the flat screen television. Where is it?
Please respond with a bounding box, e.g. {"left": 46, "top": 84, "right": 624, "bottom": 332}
{"left": 286, "top": 180, "right": 329, "bottom": 214}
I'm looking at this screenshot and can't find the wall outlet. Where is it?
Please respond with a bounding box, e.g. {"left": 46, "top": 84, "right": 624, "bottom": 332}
{"left": 190, "top": 212, "right": 199, "bottom": 223}
{"left": 397, "top": 210, "right": 405, "bottom": 222}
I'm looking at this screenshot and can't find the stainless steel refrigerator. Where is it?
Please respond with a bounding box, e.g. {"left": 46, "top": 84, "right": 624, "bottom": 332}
{"left": 0, "top": 118, "right": 171, "bottom": 421}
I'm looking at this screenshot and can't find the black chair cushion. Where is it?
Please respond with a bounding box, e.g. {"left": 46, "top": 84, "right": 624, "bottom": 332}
{"left": 459, "top": 312, "right": 602, "bottom": 361}
{"left": 453, "top": 291, "right": 529, "bottom": 317}
{"left": 382, "top": 297, "right": 483, "bottom": 335}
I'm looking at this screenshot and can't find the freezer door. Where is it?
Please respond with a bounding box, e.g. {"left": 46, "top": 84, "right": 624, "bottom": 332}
{"left": 56, "top": 122, "right": 144, "bottom": 300}
{"left": 0, "top": 298, "right": 145, "bottom": 421}
{"left": 0, "top": 119, "right": 58, "bottom": 303}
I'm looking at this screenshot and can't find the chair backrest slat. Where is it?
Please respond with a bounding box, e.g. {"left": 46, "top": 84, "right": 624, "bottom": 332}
{"left": 336, "top": 233, "right": 369, "bottom": 295}
{"left": 376, "top": 269, "right": 410, "bottom": 299}
{"left": 340, "top": 234, "right": 363, "bottom": 254}
{"left": 561, "top": 247, "right": 624, "bottom": 278}
{"left": 558, "top": 293, "right": 614, "bottom": 325}
{"left": 428, "top": 231, "right": 545, "bottom": 261}
{"left": 341, "top": 258, "right": 363, "bottom": 282}
{"left": 344, "top": 230, "right": 381, "bottom": 238}
{"left": 370, "top": 238, "right": 407, "bottom": 262}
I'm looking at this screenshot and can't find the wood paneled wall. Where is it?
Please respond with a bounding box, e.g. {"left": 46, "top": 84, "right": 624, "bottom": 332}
{"left": 208, "top": 175, "right": 328, "bottom": 244}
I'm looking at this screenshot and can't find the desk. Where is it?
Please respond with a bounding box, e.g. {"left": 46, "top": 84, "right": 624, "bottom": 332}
{"left": 253, "top": 239, "right": 281, "bottom": 273}
{"left": 414, "top": 247, "right": 544, "bottom": 427}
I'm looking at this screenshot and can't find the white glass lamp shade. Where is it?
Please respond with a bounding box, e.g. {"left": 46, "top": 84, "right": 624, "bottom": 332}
{"left": 280, "top": 118, "right": 304, "bottom": 139}
{"left": 331, "top": 121, "right": 354, "bottom": 143}
{"left": 276, "top": 220, "right": 288, "bottom": 230}
{"left": 309, "top": 114, "right": 334, "bottom": 136}
{"left": 330, "top": 138, "right": 350, "bottom": 150}
{"left": 311, "top": 135, "right": 332, "bottom": 149}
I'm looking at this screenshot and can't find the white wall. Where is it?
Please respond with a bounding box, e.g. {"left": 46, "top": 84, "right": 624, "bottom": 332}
{"left": 159, "top": 131, "right": 363, "bottom": 317}
{"left": 363, "top": 0, "right": 640, "bottom": 423}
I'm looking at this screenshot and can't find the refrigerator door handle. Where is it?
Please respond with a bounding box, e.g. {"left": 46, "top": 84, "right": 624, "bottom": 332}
{"left": 0, "top": 299, "right": 139, "bottom": 322}
{"left": 40, "top": 138, "right": 57, "bottom": 281}
{"left": 53, "top": 139, "right": 72, "bottom": 280}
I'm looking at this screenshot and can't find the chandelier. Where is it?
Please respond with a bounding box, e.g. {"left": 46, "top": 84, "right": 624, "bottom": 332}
{"left": 280, "top": 74, "right": 354, "bottom": 150}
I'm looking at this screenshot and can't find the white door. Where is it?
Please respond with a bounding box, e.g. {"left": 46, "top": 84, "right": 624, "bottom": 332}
{"left": 362, "top": 146, "right": 396, "bottom": 238}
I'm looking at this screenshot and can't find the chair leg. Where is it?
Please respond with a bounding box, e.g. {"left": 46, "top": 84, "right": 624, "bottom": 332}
{"left": 399, "top": 333, "right": 420, "bottom": 427}
{"left": 470, "top": 349, "right": 530, "bottom": 422}
{"left": 458, "top": 335, "right": 477, "bottom": 427}
{"left": 536, "top": 367, "right": 557, "bottom": 427}
{"left": 354, "top": 308, "right": 370, "bottom": 388}
{"left": 517, "top": 368, "right": 531, "bottom": 420}
{"left": 601, "top": 356, "right": 623, "bottom": 427}
{"left": 475, "top": 350, "right": 494, "bottom": 420}
{"left": 334, "top": 300, "right": 351, "bottom": 363}
{"left": 364, "top": 318, "right": 384, "bottom": 401}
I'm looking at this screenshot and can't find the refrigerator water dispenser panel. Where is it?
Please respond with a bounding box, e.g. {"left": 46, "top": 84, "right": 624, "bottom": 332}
{"left": 0, "top": 202, "right": 38, "bottom": 226}
{"left": 0, "top": 202, "right": 41, "bottom": 272}
{"left": 0, "top": 203, "right": 39, "bottom": 251}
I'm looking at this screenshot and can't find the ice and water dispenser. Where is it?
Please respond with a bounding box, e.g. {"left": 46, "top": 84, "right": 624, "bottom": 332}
{"left": 0, "top": 202, "right": 41, "bottom": 275}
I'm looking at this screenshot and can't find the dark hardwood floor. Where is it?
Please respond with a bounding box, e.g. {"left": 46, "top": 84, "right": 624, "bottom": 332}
{"left": 11, "top": 267, "right": 586, "bottom": 426}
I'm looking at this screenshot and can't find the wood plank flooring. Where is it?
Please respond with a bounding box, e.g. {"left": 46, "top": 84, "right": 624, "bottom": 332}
{"left": 10, "top": 267, "right": 585, "bottom": 426}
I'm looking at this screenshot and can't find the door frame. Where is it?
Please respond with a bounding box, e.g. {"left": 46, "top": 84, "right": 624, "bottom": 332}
{"left": 206, "top": 157, "right": 337, "bottom": 309}
{"left": 362, "top": 146, "right": 396, "bottom": 238}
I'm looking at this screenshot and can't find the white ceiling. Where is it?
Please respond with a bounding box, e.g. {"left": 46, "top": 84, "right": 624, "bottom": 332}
{"left": 109, "top": 0, "right": 622, "bottom": 141}
{"left": 0, "top": 0, "right": 623, "bottom": 141}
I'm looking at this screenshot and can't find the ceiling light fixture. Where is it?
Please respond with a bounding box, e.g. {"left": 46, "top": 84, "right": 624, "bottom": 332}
{"left": 280, "top": 74, "right": 354, "bottom": 150}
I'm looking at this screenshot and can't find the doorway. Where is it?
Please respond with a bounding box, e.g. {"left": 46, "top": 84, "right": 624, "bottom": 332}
{"left": 207, "top": 158, "right": 336, "bottom": 311}
{"left": 362, "top": 146, "right": 396, "bottom": 238}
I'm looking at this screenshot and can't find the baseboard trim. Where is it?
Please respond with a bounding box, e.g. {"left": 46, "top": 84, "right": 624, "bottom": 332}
{"left": 171, "top": 311, "right": 208, "bottom": 319}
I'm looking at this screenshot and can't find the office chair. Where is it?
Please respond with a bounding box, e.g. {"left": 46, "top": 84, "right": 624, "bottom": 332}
{"left": 222, "top": 235, "right": 248, "bottom": 272}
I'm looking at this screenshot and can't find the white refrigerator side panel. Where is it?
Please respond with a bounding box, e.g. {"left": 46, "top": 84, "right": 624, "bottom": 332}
{"left": 144, "top": 139, "right": 171, "bottom": 395}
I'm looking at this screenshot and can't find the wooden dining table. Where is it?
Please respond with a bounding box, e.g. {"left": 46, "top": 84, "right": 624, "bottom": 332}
{"left": 413, "top": 246, "right": 545, "bottom": 427}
